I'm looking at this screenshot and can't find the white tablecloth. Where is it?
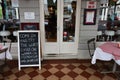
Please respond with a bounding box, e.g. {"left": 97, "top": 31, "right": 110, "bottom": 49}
{"left": 0, "top": 46, "right": 12, "bottom": 60}
{"left": 91, "top": 47, "right": 120, "bottom": 65}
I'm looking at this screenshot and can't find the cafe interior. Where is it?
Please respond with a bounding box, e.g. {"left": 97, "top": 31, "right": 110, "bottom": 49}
{"left": 0, "top": 0, "right": 120, "bottom": 80}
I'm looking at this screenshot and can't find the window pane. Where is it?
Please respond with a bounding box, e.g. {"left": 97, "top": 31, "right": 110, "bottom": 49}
{"left": 44, "top": 0, "right": 57, "bottom": 42}
{"left": 63, "top": 0, "right": 76, "bottom": 42}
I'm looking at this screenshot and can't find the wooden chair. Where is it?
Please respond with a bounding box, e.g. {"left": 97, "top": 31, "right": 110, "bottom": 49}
{"left": 87, "top": 38, "right": 96, "bottom": 59}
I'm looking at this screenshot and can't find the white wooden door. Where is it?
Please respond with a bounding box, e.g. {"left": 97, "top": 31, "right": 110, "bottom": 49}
{"left": 40, "top": 0, "right": 81, "bottom": 55}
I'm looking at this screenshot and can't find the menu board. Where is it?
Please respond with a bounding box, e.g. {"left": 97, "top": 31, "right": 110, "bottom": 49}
{"left": 18, "top": 31, "right": 41, "bottom": 70}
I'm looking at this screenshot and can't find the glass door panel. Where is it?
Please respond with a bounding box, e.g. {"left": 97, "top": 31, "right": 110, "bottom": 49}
{"left": 44, "top": 0, "right": 57, "bottom": 42}
{"left": 42, "top": 0, "right": 79, "bottom": 54}
{"left": 63, "top": 0, "right": 76, "bottom": 42}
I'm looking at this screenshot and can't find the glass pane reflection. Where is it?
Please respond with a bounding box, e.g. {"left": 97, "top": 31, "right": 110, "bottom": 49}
{"left": 44, "top": 0, "right": 57, "bottom": 42}
{"left": 63, "top": 0, "right": 76, "bottom": 42}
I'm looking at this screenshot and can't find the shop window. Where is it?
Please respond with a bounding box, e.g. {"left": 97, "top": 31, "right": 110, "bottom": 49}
{"left": 0, "top": 0, "right": 20, "bottom": 42}
{"left": 97, "top": 0, "right": 120, "bottom": 41}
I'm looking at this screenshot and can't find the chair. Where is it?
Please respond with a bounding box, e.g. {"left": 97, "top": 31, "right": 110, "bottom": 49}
{"left": 0, "top": 46, "right": 9, "bottom": 73}
{"left": 87, "top": 38, "right": 96, "bottom": 59}
{"left": 97, "top": 31, "right": 102, "bottom": 41}
{"left": 0, "top": 48, "right": 8, "bottom": 64}
{"left": 105, "top": 30, "right": 115, "bottom": 41}
{"left": 0, "top": 38, "right": 12, "bottom": 73}
{"left": 2, "top": 38, "right": 12, "bottom": 52}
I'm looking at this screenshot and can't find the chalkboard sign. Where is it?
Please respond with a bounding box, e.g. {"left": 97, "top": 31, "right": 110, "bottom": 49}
{"left": 18, "top": 31, "right": 41, "bottom": 70}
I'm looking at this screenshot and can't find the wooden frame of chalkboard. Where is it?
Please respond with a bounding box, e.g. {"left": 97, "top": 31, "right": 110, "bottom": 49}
{"left": 18, "top": 30, "right": 41, "bottom": 70}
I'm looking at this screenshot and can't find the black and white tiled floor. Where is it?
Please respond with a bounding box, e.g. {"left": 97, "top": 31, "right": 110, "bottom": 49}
{"left": 0, "top": 59, "right": 120, "bottom": 80}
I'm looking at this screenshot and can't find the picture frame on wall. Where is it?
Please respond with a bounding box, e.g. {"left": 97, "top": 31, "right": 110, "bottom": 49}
{"left": 21, "top": 23, "right": 39, "bottom": 30}
{"left": 83, "top": 9, "right": 97, "bottom": 25}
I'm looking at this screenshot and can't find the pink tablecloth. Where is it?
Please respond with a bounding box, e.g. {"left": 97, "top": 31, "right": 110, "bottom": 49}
{"left": 99, "top": 42, "right": 120, "bottom": 60}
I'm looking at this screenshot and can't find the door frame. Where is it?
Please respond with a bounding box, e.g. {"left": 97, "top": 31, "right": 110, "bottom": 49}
{"left": 39, "top": 0, "right": 81, "bottom": 56}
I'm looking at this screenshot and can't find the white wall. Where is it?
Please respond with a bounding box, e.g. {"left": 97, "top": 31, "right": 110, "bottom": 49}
{"left": 19, "top": 0, "right": 40, "bottom": 22}
{"left": 77, "top": 0, "right": 100, "bottom": 59}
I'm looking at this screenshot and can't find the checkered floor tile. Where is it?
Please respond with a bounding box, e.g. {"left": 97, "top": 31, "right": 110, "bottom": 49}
{"left": 0, "top": 59, "right": 120, "bottom": 80}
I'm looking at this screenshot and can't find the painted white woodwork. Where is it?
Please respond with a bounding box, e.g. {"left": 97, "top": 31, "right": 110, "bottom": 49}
{"left": 40, "top": 0, "right": 81, "bottom": 55}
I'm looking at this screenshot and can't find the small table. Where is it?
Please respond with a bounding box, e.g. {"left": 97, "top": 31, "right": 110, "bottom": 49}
{"left": 0, "top": 31, "right": 11, "bottom": 42}
{"left": 91, "top": 42, "right": 120, "bottom": 73}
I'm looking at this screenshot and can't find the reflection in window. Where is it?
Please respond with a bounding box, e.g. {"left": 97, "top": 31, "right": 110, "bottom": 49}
{"left": 44, "top": 0, "right": 57, "bottom": 42}
{"left": 63, "top": 0, "right": 76, "bottom": 42}
{"left": 0, "top": 0, "right": 20, "bottom": 42}
{"left": 97, "top": 0, "right": 120, "bottom": 41}
{"left": 99, "top": 3, "right": 108, "bottom": 20}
